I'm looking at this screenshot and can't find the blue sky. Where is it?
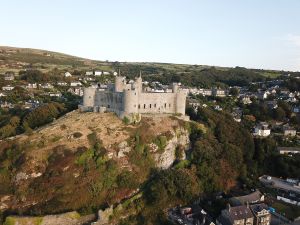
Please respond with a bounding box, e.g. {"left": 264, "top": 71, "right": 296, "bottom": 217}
{"left": 1, "top": 0, "right": 300, "bottom": 71}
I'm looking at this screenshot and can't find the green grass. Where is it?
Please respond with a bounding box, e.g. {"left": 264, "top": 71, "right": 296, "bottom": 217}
{"left": 271, "top": 201, "right": 300, "bottom": 220}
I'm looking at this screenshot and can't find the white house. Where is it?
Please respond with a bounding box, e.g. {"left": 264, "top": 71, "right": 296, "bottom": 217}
{"left": 68, "top": 87, "right": 83, "bottom": 96}
{"left": 253, "top": 122, "right": 271, "bottom": 137}
{"left": 282, "top": 125, "right": 297, "bottom": 136}
{"left": 102, "top": 71, "right": 110, "bottom": 75}
{"left": 26, "top": 83, "right": 38, "bottom": 89}
{"left": 85, "top": 71, "right": 93, "bottom": 76}
{"left": 57, "top": 81, "right": 68, "bottom": 86}
{"left": 4, "top": 73, "right": 14, "bottom": 81}
{"left": 94, "top": 71, "right": 102, "bottom": 76}
{"left": 70, "top": 81, "right": 82, "bottom": 87}
{"left": 39, "top": 83, "right": 54, "bottom": 89}
{"left": 64, "top": 72, "right": 72, "bottom": 77}
{"left": 2, "top": 85, "right": 14, "bottom": 91}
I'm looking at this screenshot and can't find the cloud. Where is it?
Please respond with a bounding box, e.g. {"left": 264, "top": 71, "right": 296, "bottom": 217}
{"left": 286, "top": 34, "right": 300, "bottom": 47}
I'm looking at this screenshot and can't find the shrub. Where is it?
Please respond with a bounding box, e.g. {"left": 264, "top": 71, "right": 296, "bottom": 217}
{"left": 73, "top": 132, "right": 83, "bottom": 138}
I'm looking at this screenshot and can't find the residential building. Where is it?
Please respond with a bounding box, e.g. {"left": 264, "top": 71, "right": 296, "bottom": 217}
{"left": 230, "top": 191, "right": 264, "bottom": 206}
{"left": 94, "top": 71, "right": 102, "bottom": 76}
{"left": 64, "top": 72, "right": 72, "bottom": 77}
{"left": 4, "top": 72, "right": 15, "bottom": 81}
{"left": 253, "top": 122, "right": 270, "bottom": 137}
{"left": 2, "top": 85, "right": 14, "bottom": 91}
{"left": 249, "top": 204, "right": 271, "bottom": 225}
{"left": 85, "top": 71, "right": 93, "bottom": 76}
{"left": 277, "top": 147, "right": 300, "bottom": 155}
{"left": 70, "top": 81, "right": 82, "bottom": 87}
{"left": 282, "top": 125, "right": 297, "bottom": 136}
{"left": 217, "top": 205, "right": 254, "bottom": 225}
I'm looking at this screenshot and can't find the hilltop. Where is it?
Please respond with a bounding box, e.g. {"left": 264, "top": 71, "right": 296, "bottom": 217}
{"left": 0, "top": 46, "right": 285, "bottom": 87}
{"left": 0, "top": 110, "right": 190, "bottom": 215}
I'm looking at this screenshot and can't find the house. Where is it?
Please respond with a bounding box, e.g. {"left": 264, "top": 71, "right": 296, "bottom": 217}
{"left": 70, "top": 81, "right": 82, "bottom": 87}
{"left": 253, "top": 122, "right": 270, "bottom": 137}
{"left": 94, "top": 71, "right": 102, "bottom": 76}
{"left": 2, "top": 85, "right": 14, "bottom": 91}
{"left": 249, "top": 204, "right": 271, "bottom": 225}
{"left": 25, "top": 83, "right": 38, "bottom": 89}
{"left": 188, "top": 98, "right": 201, "bottom": 112}
{"left": 217, "top": 205, "right": 254, "bottom": 225}
{"left": 0, "top": 92, "right": 7, "bottom": 97}
{"left": 68, "top": 87, "right": 83, "bottom": 96}
{"left": 229, "top": 191, "right": 264, "bottom": 206}
{"left": 39, "top": 83, "right": 54, "bottom": 89}
{"left": 4, "top": 72, "right": 15, "bottom": 81}
{"left": 57, "top": 81, "right": 68, "bottom": 86}
{"left": 282, "top": 125, "right": 297, "bottom": 136}
{"left": 49, "top": 92, "right": 62, "bottom": 97}
{"left": 64, "top": 72, "right": 72, "bottom": 77}
{"left": 265, "top": 101, "right": 278, "bottom": 109}
{"left": 85, "top": 71, "right": 93, "bottom": 76}
{"left": 292, "top": 106, "right": 300, "bottom": 113}
{"left": 257, "top": 91, "right": 270, "bottom": 100}
{"left": 277, "top": 147, "right": 300, "bottom": 155}
{"left": 212, "top": 88, "right": 227, "bottom": 97}
{"left": 240, "top": 96, "right": 252, "bottom": 105}
{"left": 102, "top": 71, "right": 110, "bottom": 75}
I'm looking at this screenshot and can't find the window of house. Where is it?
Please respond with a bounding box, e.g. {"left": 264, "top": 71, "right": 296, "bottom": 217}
{"left": 107, "top": 105, "right": 110, "bottom": 108}
{"left": 164, "top": 103, "right": 167, "bottom": 108}
{"left": 169, "top": 103, "right": 171, "bottom": 107}
{"left": 138, "top": 104, "right": 140, "bottom": 109}
{"left": 154, "top": 104, "right": 156, "bottom": 108}
{"left": 150, "top": 104, "right": 152, "bottom": 108}
{"left": 144, "top": 104, "right": 146, "bottom": 109}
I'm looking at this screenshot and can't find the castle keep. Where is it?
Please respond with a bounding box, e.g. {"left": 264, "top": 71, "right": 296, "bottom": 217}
{"left": 79, "top": 74, "right": 187, "bottom": 119}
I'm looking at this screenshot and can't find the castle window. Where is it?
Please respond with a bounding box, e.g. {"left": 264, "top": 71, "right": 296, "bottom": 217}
{"left": 169, "top": 103, "right": 171, "bottom": 108}
{"left": 138, "top": 104, "right": 140, "bottom": 109}
{"left": 144, "top": 104, "right": 146, "bottom": 109}
{"left": 164, "top": 103, "right": 167, "bottom": 108}
{"left": 154, "top": 104, "right": 156, "bottom": 108}
{"left": 150, "top": 104, "right": 152, "bottom": 108}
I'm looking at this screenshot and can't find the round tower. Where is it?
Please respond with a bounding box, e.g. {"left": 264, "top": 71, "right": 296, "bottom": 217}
{"left": 135, "top": 75, "right": 142, "bottom": 93}
{"left": 83, "top": 87, "right": 96, "bottom": 108}
{"left": 172, "top": 83, "right": 179, "bottom": 93}
{"left": 123, "top": 89, "right": 138, "bottom": 114}
{"left": 115, "top": 76, "right": 125, "bottom": 92}
{"left": 175, "top": 91, "right": 187, "bottom": 115}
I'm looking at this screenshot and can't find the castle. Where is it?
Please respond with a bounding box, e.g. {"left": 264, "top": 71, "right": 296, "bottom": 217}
{"left": 79, "top": 73, "right": 187, "bottom": 120}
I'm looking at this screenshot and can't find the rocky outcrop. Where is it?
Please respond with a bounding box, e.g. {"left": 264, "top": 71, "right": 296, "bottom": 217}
{"left": 154, "top": 127, "right": 190, "bottom": 169}
{"left": 4, "top": 211, "right": 95, "bottom": 225}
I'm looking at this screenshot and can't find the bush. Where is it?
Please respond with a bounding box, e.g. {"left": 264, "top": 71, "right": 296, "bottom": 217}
{"left": 73, "top": 132, "right": 83, "bottom": 138}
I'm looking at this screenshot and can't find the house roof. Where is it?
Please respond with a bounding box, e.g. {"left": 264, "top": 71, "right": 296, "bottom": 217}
{"left": 228, "top": 205, "right": 253, "bottom": 221}
{"left": 277, "top": 147, "right": 300, "bottom": 152}
{"left": 230, "top": 190, "right": 263, "bottom": 205}
{"left": 250, "top": 203, "right": 269, "bottom": 214}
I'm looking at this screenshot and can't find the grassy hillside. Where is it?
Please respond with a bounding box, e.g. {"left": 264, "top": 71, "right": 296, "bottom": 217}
{"left": 0, "top": 46, "right": 285, "bottom": 87}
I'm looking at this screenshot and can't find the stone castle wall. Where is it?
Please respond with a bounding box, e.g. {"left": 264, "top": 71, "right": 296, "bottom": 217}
{"left": 80, "top": 75, "right": 187, "bottom": 118}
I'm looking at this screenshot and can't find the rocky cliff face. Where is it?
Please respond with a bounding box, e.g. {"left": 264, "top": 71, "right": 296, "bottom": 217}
{"left": 154, "top": 127, "right": 190, "bottom": 168}
{"left": 0, "top": 111, "right": 190, "bottom": 222}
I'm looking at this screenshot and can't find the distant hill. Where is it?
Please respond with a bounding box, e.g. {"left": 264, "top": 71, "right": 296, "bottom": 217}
{"left": 0, "top": 46, "right": 287, "bottom": 87}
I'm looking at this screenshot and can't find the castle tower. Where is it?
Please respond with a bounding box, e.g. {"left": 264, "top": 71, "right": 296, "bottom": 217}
{"left": 83, "top": 87, "right": 96, "bottom": 108}
{"left": 134, "top": 71, "right": 143, "bottom": 93}
{"left": 123, "top": 89, "right": 138, "bottom": 115}
{"left": 115, "top": 73, "right": 125, "bottom": 92}
{"left": 172, "top": 83, "right": 179, "bottom": 93}
{"left": 175, "top": 90, "right": 187, "bottom": 115}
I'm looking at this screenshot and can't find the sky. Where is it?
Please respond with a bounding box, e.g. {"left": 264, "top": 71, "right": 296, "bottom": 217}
{"left": 0, "top": 0, "right": 300, "bottom": 71}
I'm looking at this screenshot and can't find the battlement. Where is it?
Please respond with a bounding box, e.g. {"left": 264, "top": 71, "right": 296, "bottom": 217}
{"left": 79, "top": 74, "right": 187, "bottom": 121}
